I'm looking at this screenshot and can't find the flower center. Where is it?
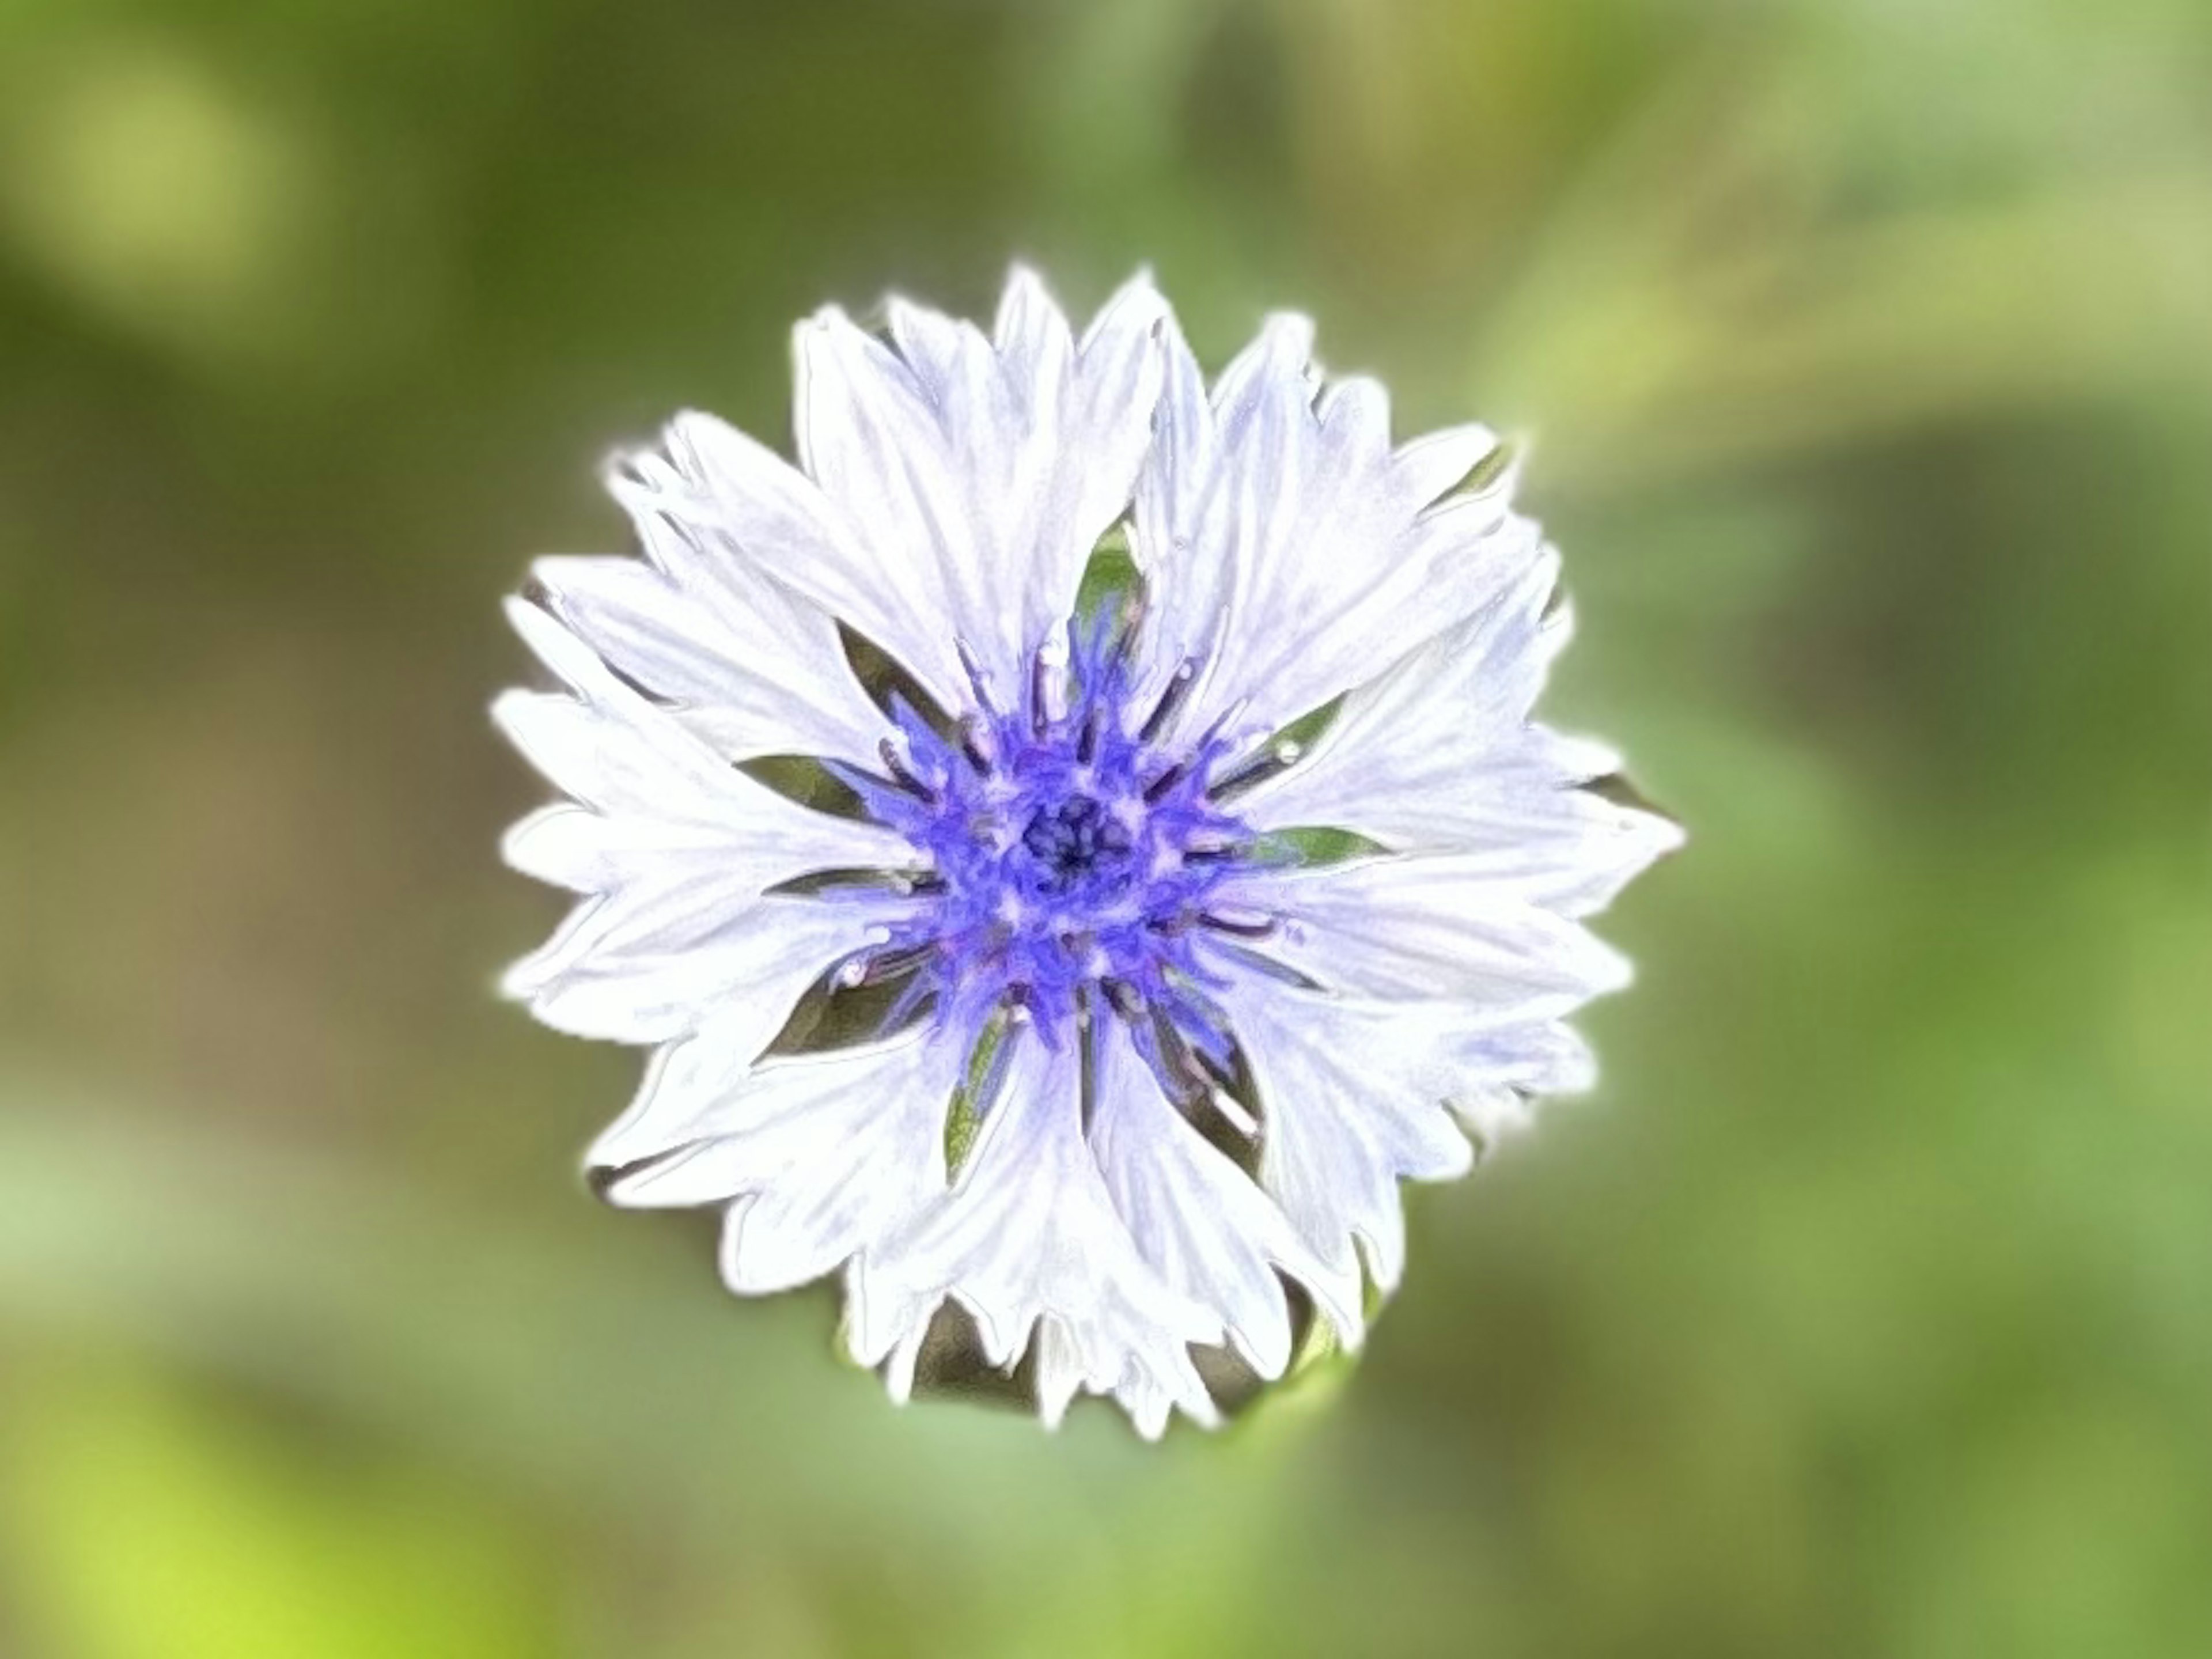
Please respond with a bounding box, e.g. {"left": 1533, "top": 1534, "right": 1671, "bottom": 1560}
{"left": 834, "top": 619, "right": 1265, "bottom": 1054}
{"left": 1018, "top": 795, "right": 1132, "bottom": 894}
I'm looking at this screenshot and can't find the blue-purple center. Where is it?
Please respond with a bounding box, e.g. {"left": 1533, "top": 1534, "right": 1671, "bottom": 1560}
{"left": 834, "top": 616, "right": 1260, "bottom": 1064}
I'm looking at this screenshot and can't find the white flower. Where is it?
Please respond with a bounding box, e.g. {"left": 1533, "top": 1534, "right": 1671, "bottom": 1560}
{"left": 496, "top": 267, "right": 1679, "bottom": 1437}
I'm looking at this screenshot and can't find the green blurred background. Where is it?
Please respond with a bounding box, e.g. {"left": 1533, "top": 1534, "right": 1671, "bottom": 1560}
{"left": 2, "top": 0, "right": 2207, "bottom": 1654}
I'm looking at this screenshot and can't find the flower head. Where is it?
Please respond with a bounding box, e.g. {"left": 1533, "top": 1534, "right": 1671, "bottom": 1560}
{"left": 497, "top": 267, "right": 1679, "bottom": 1435}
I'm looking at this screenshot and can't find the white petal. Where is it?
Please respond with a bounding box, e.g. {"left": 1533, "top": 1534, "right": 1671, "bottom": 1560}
{"left": 1130, "top": 312, "right": 1309, "bottom": 733}
{"left": 798, "top": 269, "right": 1167, "bottom": 703}
{"left": 1032, "top": 1315, "right": 1088, "bottom": 1431}
{"left": 947, "top": 267, "right": 1168, "bottom": 690}
{"left": 493, "top": 689, "right": 902, "bottom": 881}
{"left": 498, "top": 789, "right": 909, "bottom": 1041}
{"left": 632, "top": 405, "right": 971, "bottom": 715}
{"left": 1048, "top": 270, "right": 1170, "bottom": 650}
{"left": 1213, "top": 853, "right": 1633, "bottom": 1009}
{"left": 1129, "top": 308, "right": 1527, "bottom": 747}
{"left": 1088, "top": 1018, "right": 1359, "bottom": 1374}
{"left": 497, "top": 599, "right": 916, "bottom": 1040}
{"left": 498, "top": 599, "right": 910, "bottom": 857}
{"left": 1214, "top": 974, "right": 1487, "bottom": 1294}
{"left": 1214, "top": 972, "right": 1604, "bottom": 1294}
{"left": 503, "top": 803, "right": 819, "bottom": 899}
{"left": 513, "top": 893, "right": 898, "bottom": 1045}
{"left": 1107, "top": 1368, "right": 1184, "bottom": 1442}
{"left": 503, "top": 862, "right": 820, "bottom": 998}
{"left": 584, "top": 911, "right": 920, "bottom": 1168}
{"left": 531, "top": 539, "right": 886, "bottom": 770}
{"left": 875, "top": 1311, "right": 930, "bottom": 1407}
{"left": 791, "top": 306, "right": 977, "bottom": 698}
{"left": 1224, "top": 475, "right": 1540, "bottom": 751}
{"left": 1238, "top": 549, "right": 1684, "bottom": 894}
{"left": 1446, "top": 1020, "right": 1597, "bottom": 1151}
{"left": 847, "top": 1022, "right": 1218, "bottom": 1431}
{"left": 1235, "top": 547, "right": 1570, "bottom": 839}
{"left": 603, "top": 1024, "right": 968, "bottom": 1299}
{"left": 1395, "top": 419, "right": 1505, "bottom": 505}
{"left": 885, "top": 293, "right": 974, "bottom": 397}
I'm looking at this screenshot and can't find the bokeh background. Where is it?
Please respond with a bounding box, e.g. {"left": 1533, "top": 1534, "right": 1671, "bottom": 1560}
{"left": 2, "top": 0, "right": 2207, "bottom": 1654}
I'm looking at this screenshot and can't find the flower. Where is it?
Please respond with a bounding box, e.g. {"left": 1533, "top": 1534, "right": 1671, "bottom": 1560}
{"left": 495, "top": 267, "right": 1680, "bottom": 1437}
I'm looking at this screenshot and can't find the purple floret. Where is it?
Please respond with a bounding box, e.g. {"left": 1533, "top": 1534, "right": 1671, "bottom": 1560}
{"left": 830, "top": 610, "right": 1267, "bottom": 1083}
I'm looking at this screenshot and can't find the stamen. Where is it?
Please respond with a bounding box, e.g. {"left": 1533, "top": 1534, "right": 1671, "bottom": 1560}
{"left": 1029, "top": 649, "right": 1051, "bottom": 737}
{"left": 1199, "top": 911, "right": 1275, "bottom": 940}
{"left": 956, "top": 639, "right": 993, "bottom": 711}
{"left": 878, "top": 738, "right": 936, "bottom": 803}
{"left": 1141, "top": 760, "right": 1190, "bottom": 804}
{"left": 1139, "top": 658, "right": 1198, "bottom": 744}
{"left": 855, "top": 941, "right": 936, "bottom": 984}
{"left": 879, "top": 968, "right": 936, "bottom": 1033}
{"left": 1190, "top": 1044, "right": 1240, "bottom": 1095}
{"left": 1109, "top": 594, "right": 1145, "bottom": 662}
{"left": 1075, "top": 706, "right": 1101, "bottom": 765}
{"left": 1145, "top": 1012, "right": 1232, "bottom": 1124}
{"left": 959, "top": 717, "right": 994, "bottom": 776}
{"left": 1211, "top": 738, "right": 1304, "bottom": 797}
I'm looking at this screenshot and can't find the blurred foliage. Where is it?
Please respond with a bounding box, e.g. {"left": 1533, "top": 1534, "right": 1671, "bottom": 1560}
{"left": 1, "top": 0, "right": 2209, "bottom": 1655}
